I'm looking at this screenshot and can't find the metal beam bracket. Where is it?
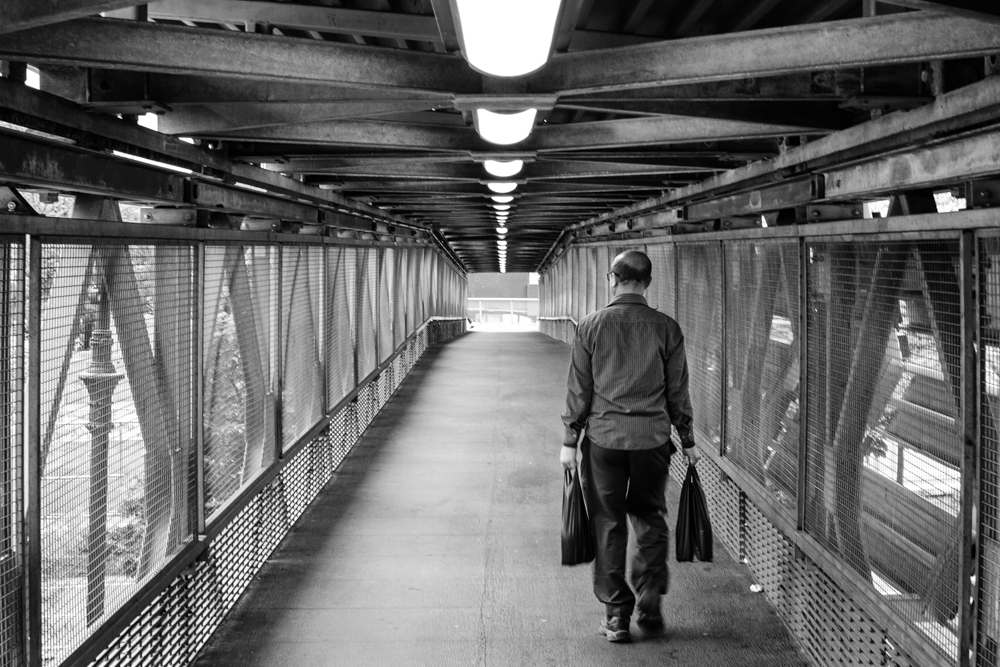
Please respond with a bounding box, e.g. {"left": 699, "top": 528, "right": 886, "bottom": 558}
{"left": 964, "top": 179, "right": 1000, "bottom": 208}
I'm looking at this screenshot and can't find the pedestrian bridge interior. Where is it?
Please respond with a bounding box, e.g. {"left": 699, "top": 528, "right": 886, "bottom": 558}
{"left": 0, "top": 1, "right": 998, "bottom": 666}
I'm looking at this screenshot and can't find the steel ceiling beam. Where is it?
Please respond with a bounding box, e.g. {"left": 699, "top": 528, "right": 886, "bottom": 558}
{"left": 208, "top": 119, "right": 488, "bottom": 150}
{"left": 557, "top": 99, "right": 852, "bottom": 129}
{"left": 529, "top": 13, "right": 1000, "bottom": 95}
{"left": 158, "top": 100, "right": 448, "bottom": 135}
{"left": 0, "top": 17, "right": 481, "bottom": 94}
{"left": 532, "top": 115, "right": 825, "bottom": 151}
{"left": 146, "top": 0, "right": 443, "bottom": 41}
{"left": 209, "top": 114, "right": 818, "bottom": 151}
{"left": 878, "top": 0, "right": 1000, "bottom": 23}
{"left": 0, "top": 0, "right": 137, "bottom": 34}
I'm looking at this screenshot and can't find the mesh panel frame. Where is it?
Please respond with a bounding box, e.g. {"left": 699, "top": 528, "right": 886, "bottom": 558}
{"left": 326, "top": 247, "right": 356, "bottom": 410}
{"left": 803, "top": 238, "right": 962, "bottom": 665}
{"left": 0, "top": 240, "right": 22, "bottom": 667}
{"left": 724, "top": 240, "right": 800, "bottom": 511}
{"left": 675, "top": 242, "right": 724, "bottom": 448}
{"left": 40, "top": 241, "right": 197, "bottom": 664}
{"left": 644, "top": 243, "right": 675, "bottom": 317}
{"left": 980, "top": 235, "right": 1000, "bottom": 667}
{"left": 355, "top": 248, "right": 378, "bottom": 381}
{"left": 203, "top": 245, "right": 277, "bottom": 521}
{"left": 378, "top": 248, "right": 394, "bottom": 364}
{"left": 281, "top": 245, "right": 324, "bottom": 450}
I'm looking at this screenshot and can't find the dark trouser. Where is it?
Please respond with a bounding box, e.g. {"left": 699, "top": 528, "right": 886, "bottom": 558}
{"left": 583, "top": 439, "right": 672, "bottom": 618}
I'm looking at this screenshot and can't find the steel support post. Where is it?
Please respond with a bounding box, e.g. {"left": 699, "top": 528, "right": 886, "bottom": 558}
{"left": 796, "top": 238, "right": 810, "bottom": 533}
{"left": 275, "top": 244, "right": 283, "bottom": 461}
{"left": 195, "top": 242, "right": 206, "bottom": 536}
{"left": 959, "top": 230, "right": 980, "bottom": 667}
{"left": 718, "top": 240, "right": 728, "bottom": 458}
{"left": 25, "top": 236, "right": 41, "bottom": 667}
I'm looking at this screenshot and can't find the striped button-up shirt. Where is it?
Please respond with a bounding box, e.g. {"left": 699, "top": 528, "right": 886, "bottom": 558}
{"left": 562, "top": 292, "right": 694, "bottom": 451}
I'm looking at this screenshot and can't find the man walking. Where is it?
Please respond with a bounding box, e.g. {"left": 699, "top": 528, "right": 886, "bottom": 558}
{"left": 560, "top": 249, "right": 701, "bottom": 643}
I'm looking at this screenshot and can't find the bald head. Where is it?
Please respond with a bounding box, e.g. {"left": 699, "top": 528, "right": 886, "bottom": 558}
{"left": 611, "top": 250, "right": 652, "bottom": 288}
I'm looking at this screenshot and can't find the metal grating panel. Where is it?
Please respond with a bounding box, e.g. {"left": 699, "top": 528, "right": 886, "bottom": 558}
{"left": 40, "top": 242, "right": 196, "bottom": 664}
{"left": 378, "top": 248, "right": 394, "bottom": 364}
{"left": 644, "top": 243, "right": 675, "bottom": 317}
{"left": 393, "top": 249, "right": 406, "bottom": 350}
{"left": 585, "top": 248, "right": 596, "bottom": 316}
{"left": 980, "top": 235, "right": 1000, "bottom": 667}
{"left": 745, "top": 501, "right": 796, "bottom": 619}
{"left": 0, "top": 240, "right": 22, "bottom": 667}
{"left": 724, "top": 240, "right": 800, "bottom": 510}
{"left": 281, "top": 245, "right": 324, "bottom": 450}
{"left": 356, "top": 248, "right": 378, "bottom": 381}
{"left": 203, "top": 245, "right": 276, "bottom": 520}
{"left": 326, "top": 246, "right": 356, "bottom": 410}
{"left": 676, "top": 242, "right": 723, "bottom": 448}
{"left": 804, "top": 239, "right": 961, "bottom": 665}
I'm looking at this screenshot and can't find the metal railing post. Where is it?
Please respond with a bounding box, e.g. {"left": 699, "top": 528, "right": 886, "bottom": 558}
{"left": 796, "top": 238, "right": 809, "bottom": 533}
{"left": 959, "top": 229, "right": 980, "bottom": 667}
{"left": 195, "top": 242, "right": 206, "bottom": 537}
{"left": 25, "top": 235, "right": 41, "bottom": 667}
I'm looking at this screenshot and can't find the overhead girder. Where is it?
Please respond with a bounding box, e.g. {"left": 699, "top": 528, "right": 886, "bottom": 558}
{"left": 0, "top": 17, "right": 482, "bottom": 95}
{"left": 878, "top": 0, "right": 1000, "bottom": 23}
{"left": 269, "top": 159, "right": 720, "bottom": 180}
{"left": 157, "top": 101, "right": 458, "bottom": 135}
{"left": 179, "top": 115, "right": 821, "bottom": 152}
{"left": 2, "top": 13, "right": 998, "bottom": 99}
{"left": 0, "top": 0, "right": 137, "bottom": 34}
{"left": 528, "top": 12, "right": 1000, "bottom": 94}
{"left": 75, "top": 69, "right": 924, "bottom": 110}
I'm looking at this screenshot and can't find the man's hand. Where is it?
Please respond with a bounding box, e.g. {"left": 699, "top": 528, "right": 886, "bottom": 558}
{"left": 682, "top": 444, "right": 702, "bottom": 464}
{"left": 560, "top": 446, "right": 578, "bottom": 470}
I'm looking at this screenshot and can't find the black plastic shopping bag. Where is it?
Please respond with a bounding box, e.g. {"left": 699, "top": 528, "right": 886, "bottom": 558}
{"left": 561, "top": 467, "right": 595, "bottom": 565}
{"left": 676, "top": 463, "right": 713, "bottom": 562}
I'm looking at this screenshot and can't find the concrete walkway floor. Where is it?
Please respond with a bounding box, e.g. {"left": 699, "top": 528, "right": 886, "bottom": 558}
{"left": 194, "top": 331, "right": 809, "bottom": 667}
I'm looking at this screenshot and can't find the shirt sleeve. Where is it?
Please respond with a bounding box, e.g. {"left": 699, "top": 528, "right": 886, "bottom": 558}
{"left": 561, "top": 326, "right": 593, "bottom": 448}
{"left": 665, "top": 331, "right": 696, "bottom": 447}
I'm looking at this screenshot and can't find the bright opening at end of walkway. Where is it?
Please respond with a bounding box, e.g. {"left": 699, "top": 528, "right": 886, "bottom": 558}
{"left": 467, "top": 271, "right": 541, "bottom": 332}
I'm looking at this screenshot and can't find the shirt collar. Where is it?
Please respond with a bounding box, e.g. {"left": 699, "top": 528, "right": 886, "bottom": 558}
{"left": 607, "top": 293, "right": 648, "bottom": 307}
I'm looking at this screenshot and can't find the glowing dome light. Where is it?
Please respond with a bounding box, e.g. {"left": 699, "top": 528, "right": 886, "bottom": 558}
{"left": 491, "top": 195, "right": 514, "bottom": 204}
{"left": 454, "top": 0, "right": 561, "bottom": 77}
{"left": 496, "top": 226, "right": 508, "bottom": 234}
{"left": 475, "top": 109, "right": 537, "bottom": 145}
{"left": 493, "top": 204, "right": 511, "bottom": 211}
{"left": 484, "top": 159, "right": 524, "bottom": 178}
{"left": 488, "top": 181, "right": 517, "bottom": 194}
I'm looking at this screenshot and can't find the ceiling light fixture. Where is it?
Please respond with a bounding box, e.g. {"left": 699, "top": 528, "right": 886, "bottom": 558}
{"left": 484, "top": 159, "right": 524, "bottom": 178}
{"left": 453, "top": 0, "right": 561, "bottom": 77}
{"left": 475, "top": 109, "right": 537, "bottom": 145}
{"left": 493, "top": 204, "right": 511, "bottom": 211}
{"left": 488, "top": 181, "right": 517, "bottom": 194}
{"left": 496, "top": 226, "right": 508, "bottom": 234}
{"left": 491, "top": 195, "right": 514, "bottom": 204}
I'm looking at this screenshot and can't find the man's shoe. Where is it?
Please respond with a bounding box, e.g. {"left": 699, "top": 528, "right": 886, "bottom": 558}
{"left": 635, "top": 585, "right": 663, "bottom": 628}
{"left": 599, "top": 616, "right": 631, "bottom": 643}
